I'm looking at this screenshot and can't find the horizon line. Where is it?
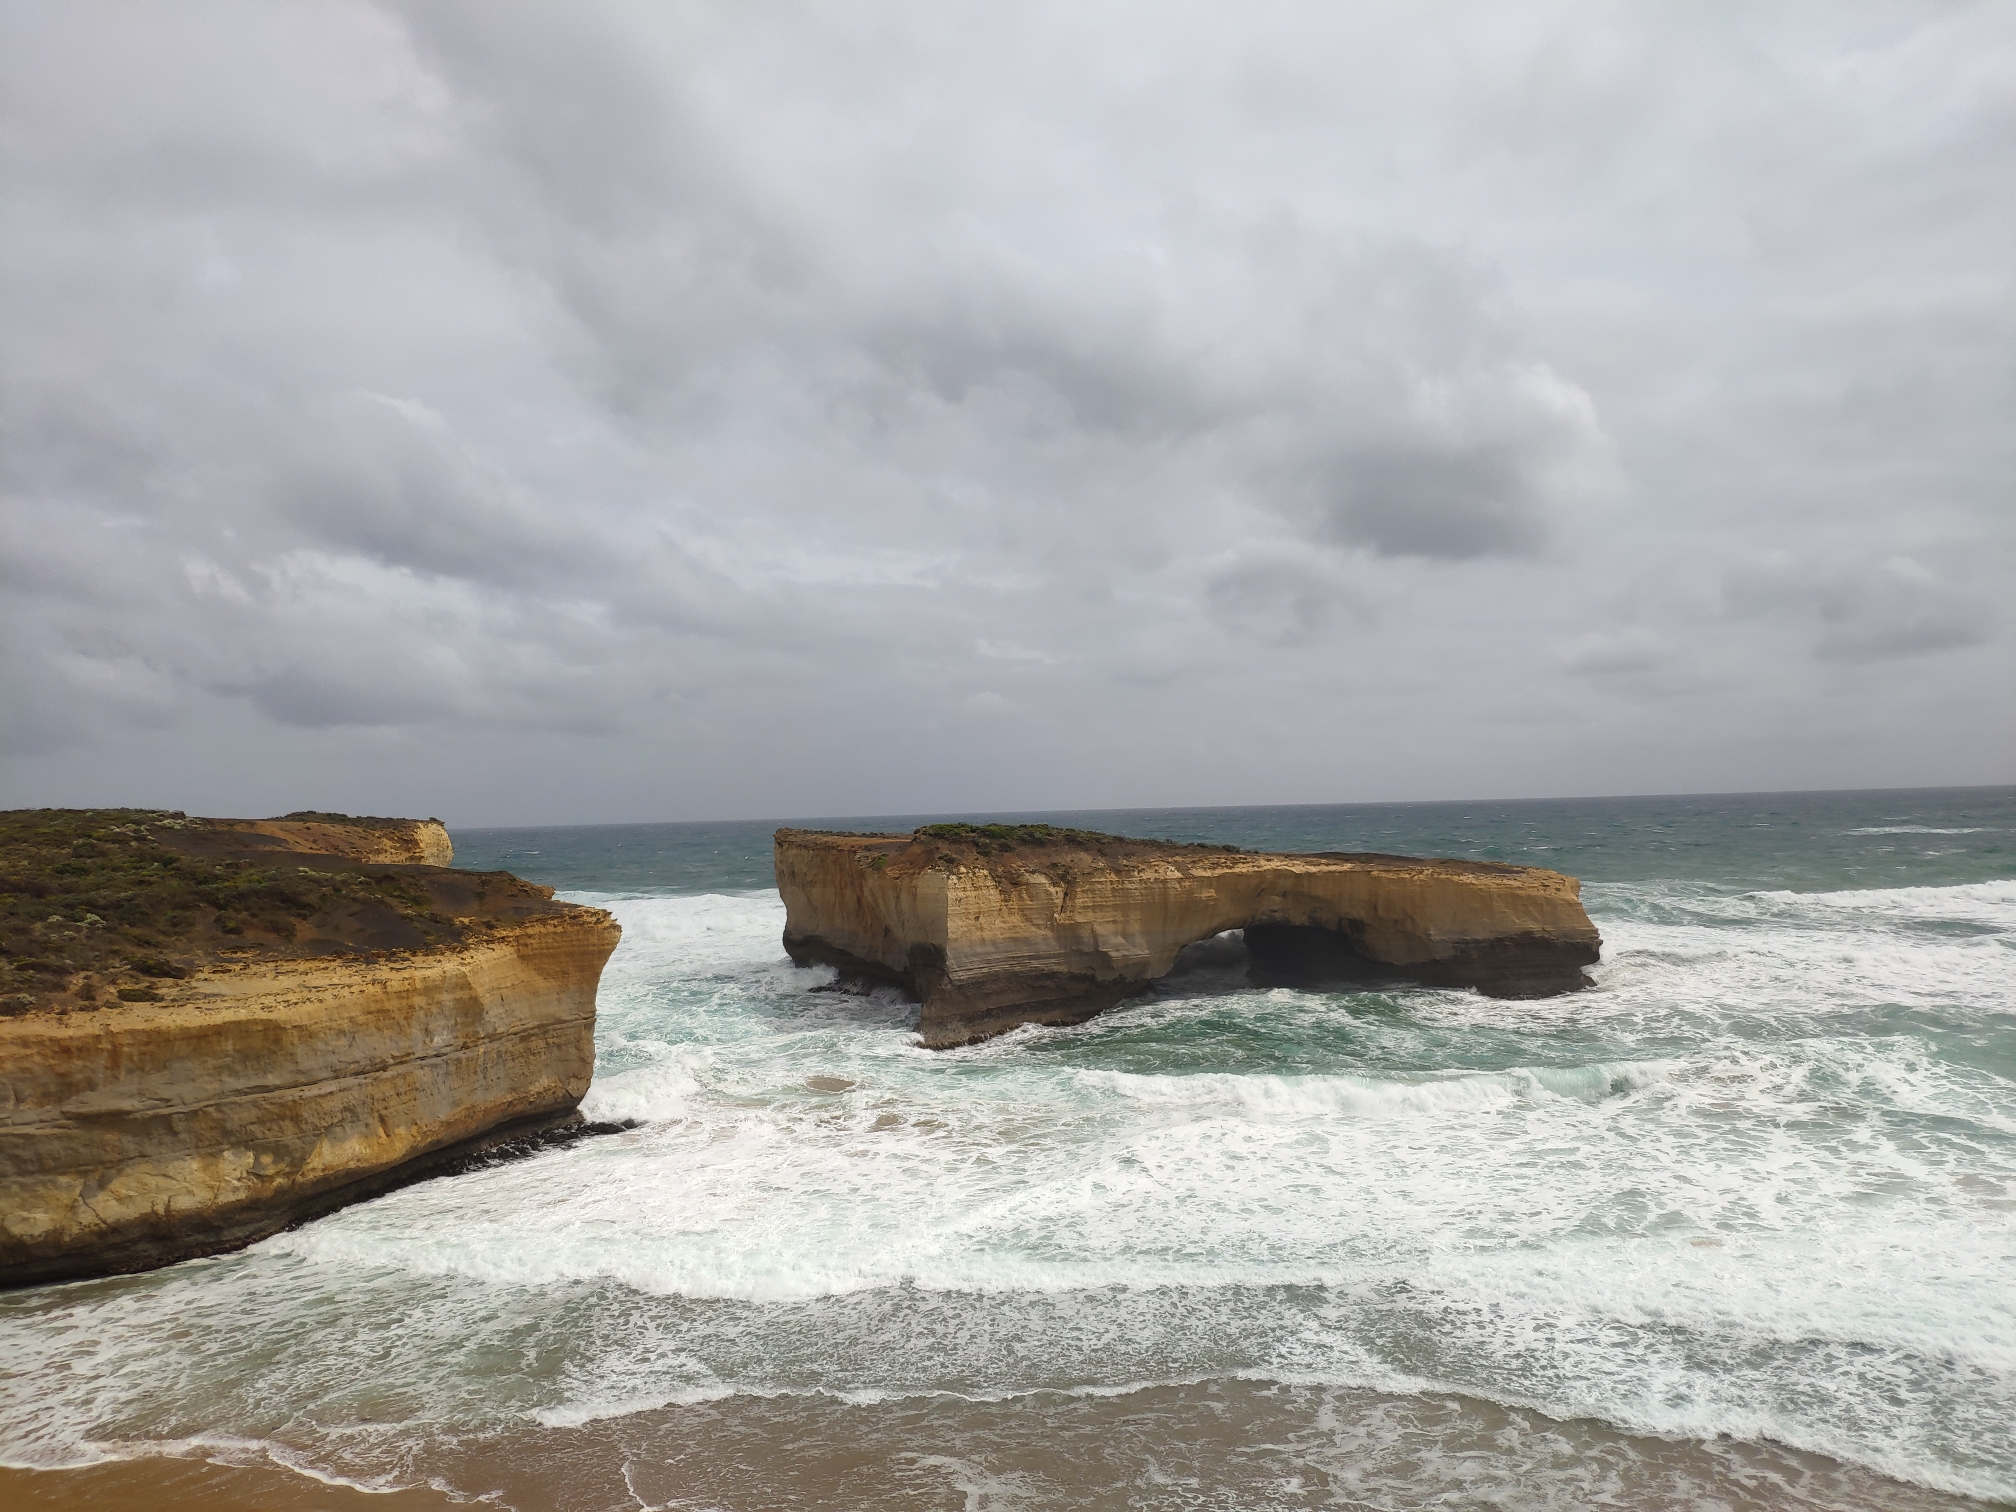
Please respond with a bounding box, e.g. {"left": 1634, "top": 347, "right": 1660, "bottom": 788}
{"left": 446, "top": 780, "right": 2016, "bottom": 833}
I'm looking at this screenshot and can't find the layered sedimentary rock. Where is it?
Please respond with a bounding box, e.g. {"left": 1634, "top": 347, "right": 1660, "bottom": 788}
{"left": 777, "top": 827, "right": 1602, "bottom": 1047}
{"left": 206, "top": 813, "right": 456, "bottom": 868}
{"left": 0, "top": 812, "right": 619, "bottom": 1286}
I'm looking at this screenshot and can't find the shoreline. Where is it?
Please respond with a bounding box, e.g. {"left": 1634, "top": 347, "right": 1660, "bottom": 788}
{"left": 2, "top": 1380, "right": 1998, "bottom": 1512}
{"left": 7, "top": 797, "right": 2009, "bottom": 1512}
{"left": 0, "top": 1459, "right": 458, "bottom": 1511}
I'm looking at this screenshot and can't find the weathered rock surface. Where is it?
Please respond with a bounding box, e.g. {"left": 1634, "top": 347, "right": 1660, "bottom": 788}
{"left": 0, "top": 814, "right": 618, "bottom": 1286}
{"left": 205, "top": 813, "right": 455, "bottom": 868}
{"left": 777, "top": 827, "right": 1602, "bottom": 1047}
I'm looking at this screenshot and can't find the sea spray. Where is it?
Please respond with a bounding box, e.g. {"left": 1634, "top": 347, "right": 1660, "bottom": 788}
{"left": 3, "top": 789, "right": 2011, "bottom": 1508}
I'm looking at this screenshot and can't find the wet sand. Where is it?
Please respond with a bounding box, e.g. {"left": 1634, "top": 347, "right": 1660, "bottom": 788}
{"left": 2, "top": 1382, "right": 1994, "bottom": 1512}
{"left": 0, "top": 1458, "right": 456, "bottom": 1510}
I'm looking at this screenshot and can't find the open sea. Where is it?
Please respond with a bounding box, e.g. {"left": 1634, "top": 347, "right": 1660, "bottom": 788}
{"left": 3, "top": 787, "right": 2013, "bottom": 1511}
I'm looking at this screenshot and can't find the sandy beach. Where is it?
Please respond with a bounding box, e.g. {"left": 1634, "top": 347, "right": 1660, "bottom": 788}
{"left": 6, "top": 793, "right": 2012, "bottom": 1511}
{"left": 2, "top": 1382, "right": 1991, "bottom": 1511}
{"left": 0, "top": 1459, "right": 454, "bottom": 1511}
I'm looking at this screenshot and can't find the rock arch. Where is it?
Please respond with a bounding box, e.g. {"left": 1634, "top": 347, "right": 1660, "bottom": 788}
{"left": 776, "top": 828, "right": 1601, "bottom": 1047}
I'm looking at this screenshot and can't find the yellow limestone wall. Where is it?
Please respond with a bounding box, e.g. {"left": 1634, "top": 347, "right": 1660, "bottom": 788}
{"left": 776, "top": 830, "right": 1600, "bottom": 1046}
{"left": 0, "top": 909, "right": 619, "bottom": 1284}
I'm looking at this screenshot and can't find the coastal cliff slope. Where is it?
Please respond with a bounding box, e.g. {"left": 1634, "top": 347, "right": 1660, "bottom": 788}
{"left": 777, "top": 825, "right": 1602, "bottom": 1047}
{"left": 207, "top": 811, "right": 455, "bottom": 867}
{"left": 0, "top": 809, "right": 619, "bottom": 1286}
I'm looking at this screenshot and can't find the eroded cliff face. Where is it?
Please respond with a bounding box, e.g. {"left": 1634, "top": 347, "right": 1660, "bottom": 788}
{"left": 0, "top": 811, "right": 619, "bottom": 1286}
{"left": 208, "top": 815, "right": 455, "bottom": 868}
{"left": 777, "top": 827, "right": 1602, "bottom": 1047}
{"left": 0, "top": 912, "right": 618, "bottom": 1285}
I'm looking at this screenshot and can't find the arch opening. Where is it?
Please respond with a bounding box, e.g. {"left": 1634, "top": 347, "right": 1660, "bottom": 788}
{"left": 1161, "top": 921, "right": 1394, "bottom": 994}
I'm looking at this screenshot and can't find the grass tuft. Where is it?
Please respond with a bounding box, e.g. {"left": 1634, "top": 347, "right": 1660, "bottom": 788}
{"left": 912, "top": 822, "right": 1242, "bottom": 857}
{"left": 0, "top": 808, "right": 467, "bottom": 1012}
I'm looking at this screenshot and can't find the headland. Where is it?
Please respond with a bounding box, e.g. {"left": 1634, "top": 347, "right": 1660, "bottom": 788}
{"left": 0, "top": 808, "right": 620, "bottom": 1286}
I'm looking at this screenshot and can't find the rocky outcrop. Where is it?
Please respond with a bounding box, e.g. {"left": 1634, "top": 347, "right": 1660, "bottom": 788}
{"left": 0, "top": 812, "right": 618, "bottom": 1286}
{"left": 207, "top": 814, "right": 455, "bottom": 868}
{"left": 777, "top": 826, "right": 1602, "bottom": 1047}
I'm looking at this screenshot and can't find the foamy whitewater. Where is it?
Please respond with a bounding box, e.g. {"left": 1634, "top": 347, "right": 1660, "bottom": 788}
{"left": 3, "top": 790, "right": 2012, "bottom": 1510}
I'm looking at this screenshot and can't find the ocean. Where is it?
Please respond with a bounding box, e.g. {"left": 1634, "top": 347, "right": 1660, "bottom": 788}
{"left": 2, "top": 787, "right": 2013, "bottom": 1511}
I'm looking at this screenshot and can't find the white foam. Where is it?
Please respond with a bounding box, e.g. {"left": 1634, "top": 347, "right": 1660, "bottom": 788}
{"left": 1, "top": 875, "right": 2011, "bottom": 1504}
{"left": 578, "top": 1048, "right": 710, "bottom": 1124}
{"left": 1747, "top": 876, "right": 2016, "bottom": 920}
{"left": 1074, "top": 1060, "right": 1673, "bottom": 1119}
{"left": 1567, "top": 878, "right": 2016, "bottom": 1045}
{"left": 1848, "top": 825, "right": 1993, "bottom": 835}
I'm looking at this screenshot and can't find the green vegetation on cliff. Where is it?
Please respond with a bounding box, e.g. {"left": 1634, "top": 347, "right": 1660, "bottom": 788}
{"left": 913, "top": 822, "right": 1242, "bottom": 856}
{"left": 0, "top": 809, "right": 536, "bottom": 1015}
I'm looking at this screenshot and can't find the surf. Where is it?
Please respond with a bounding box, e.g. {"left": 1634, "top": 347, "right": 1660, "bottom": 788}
{"left": 4, "top": 790, "right": 2012, "bottom": 1508}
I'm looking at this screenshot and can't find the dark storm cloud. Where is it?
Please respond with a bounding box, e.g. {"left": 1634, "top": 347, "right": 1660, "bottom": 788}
{"left": 1724, "top": 554, "right": 1993, "bottom": 665}
{"left": 1321, "top": 444, "right": 1548, "bottom": 560}
{"left": 1203, "top": 547, "right": 1376, "bottom": 648}
{"left": 1, "top": 0, "right": 2010, "bottom": 819}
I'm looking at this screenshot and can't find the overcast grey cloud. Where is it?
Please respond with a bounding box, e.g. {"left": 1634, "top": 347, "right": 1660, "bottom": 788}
{"left": 2, "top": 0, "right": 2010, "bottom": 823}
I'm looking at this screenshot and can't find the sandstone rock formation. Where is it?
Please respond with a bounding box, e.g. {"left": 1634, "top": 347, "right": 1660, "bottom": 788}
{"left": 777, "top": 825, "right": 1602, "bottom": 1047}
{"left": 208, "top": 812, "right": 456, "bottom": 868}
{"left": 0, "top": 811, "right": 618, "bottom": 1286}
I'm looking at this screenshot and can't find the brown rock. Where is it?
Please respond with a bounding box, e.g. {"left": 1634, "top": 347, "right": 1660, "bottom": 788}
{"left": 168, "top": 812, "right": 454, "bottom": 867}
{"left": 0, "top": 816, "right": 619, "bottom": 1286}
{"left": 776, "top": 826, "right": 1601, "bottom": 1048}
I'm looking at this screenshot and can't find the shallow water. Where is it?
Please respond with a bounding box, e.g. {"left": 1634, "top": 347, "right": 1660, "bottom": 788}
{"left": 3, "top": 787, "right": 2012, "bottom": 1509}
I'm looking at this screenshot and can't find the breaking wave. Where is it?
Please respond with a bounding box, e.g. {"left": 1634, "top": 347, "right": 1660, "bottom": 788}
{"left": 3, "top": 863, "right": 2012, "bottom": 1506}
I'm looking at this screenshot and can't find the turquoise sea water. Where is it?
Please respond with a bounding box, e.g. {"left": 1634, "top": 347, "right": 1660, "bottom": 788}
{"left": 3, "top": 787, "right": 2013, "bottom": 1509}
{"left": 454, "top": 787, "right": 2016, "bottom": 896}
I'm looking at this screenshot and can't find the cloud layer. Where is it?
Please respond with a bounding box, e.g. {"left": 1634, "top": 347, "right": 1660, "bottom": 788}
{"left": 3, "top": 0, "right": 2010, "bottom": 822}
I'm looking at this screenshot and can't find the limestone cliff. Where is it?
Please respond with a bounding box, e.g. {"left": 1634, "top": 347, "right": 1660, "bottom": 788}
{"left": 777, "top": 825, "right": 1601, "bottom": 1047}
{"left": 209, "top": 813, "right": 455, "bottom": 868}
{"left": 0, "top": 809, "right": 618, "bottom": 1286}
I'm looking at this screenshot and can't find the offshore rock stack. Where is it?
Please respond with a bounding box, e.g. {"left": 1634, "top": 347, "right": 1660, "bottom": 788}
{"left": 776, "top": 824, "right": 1602, "bottom": 1047}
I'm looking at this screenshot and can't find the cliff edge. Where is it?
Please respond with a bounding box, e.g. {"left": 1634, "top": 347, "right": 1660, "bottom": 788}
{"left": 777, "top": 824, "right": 1601, "bottom": 1047}
{"left": 0, "top": 809, "right": 619, "bottom": 1286}
{"left": 208, "top": 811, "right": 455, "bottom": 867}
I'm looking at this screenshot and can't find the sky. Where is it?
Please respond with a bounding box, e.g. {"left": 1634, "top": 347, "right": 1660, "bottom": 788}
{"left": 2, "top": 0, "right": 2011, "bottom": 826}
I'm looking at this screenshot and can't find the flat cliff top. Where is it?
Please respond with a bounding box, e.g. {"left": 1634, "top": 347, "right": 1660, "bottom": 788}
{"left": 776, "top": 823, "right": 1558, "bottom": 884}
{"left": 1, "top": 808, "right": 581, "bottom": 1018}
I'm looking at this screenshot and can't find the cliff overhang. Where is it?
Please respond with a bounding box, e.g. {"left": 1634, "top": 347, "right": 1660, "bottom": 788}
{"left": 775, "top": 825, "right": 1602, "bottom": 1047}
